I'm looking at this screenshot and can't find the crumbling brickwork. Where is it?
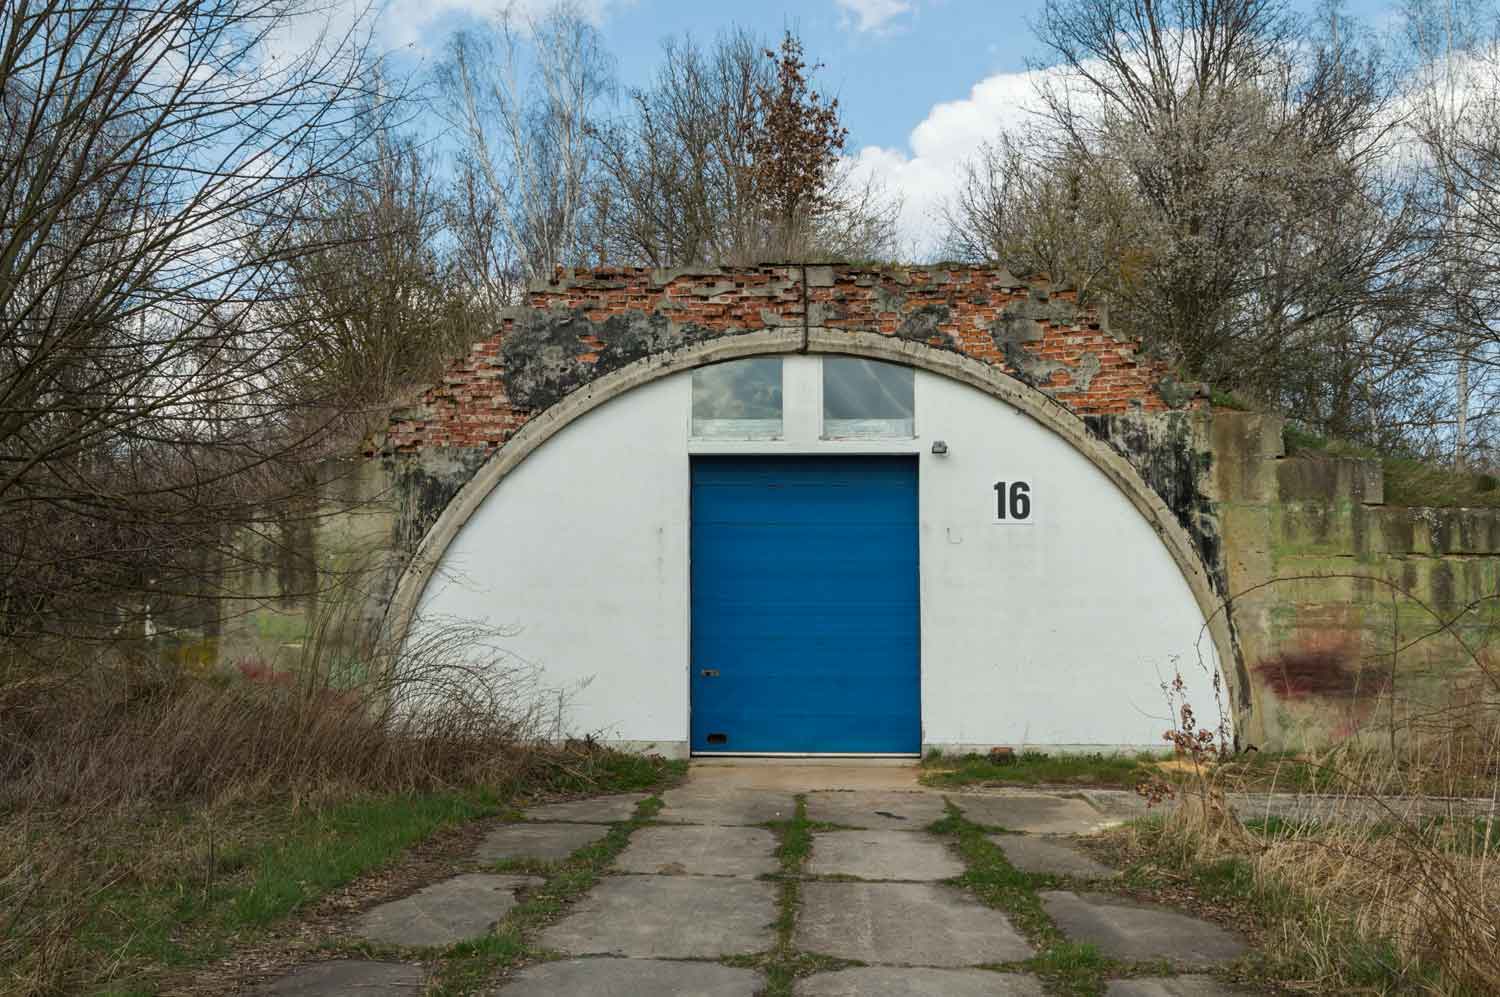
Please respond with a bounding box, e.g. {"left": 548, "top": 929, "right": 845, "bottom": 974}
{"left": 376, "top": 265, "right": 1202, "bottom": 454}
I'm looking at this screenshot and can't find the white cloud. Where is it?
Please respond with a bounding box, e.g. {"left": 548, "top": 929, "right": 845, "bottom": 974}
{"left": 380, "top": 0, "right": 618, "bottom": 53}
{"left": 263, "top": 0, "right": 621, "bottom": 65}
{"left": 834, "top": 0, "right": 913, "bottom": 34}
{"left": 846, "top": 66, "right": 1050, "bottom": 257}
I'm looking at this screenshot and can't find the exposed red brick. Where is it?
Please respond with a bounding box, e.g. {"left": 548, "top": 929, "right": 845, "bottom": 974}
{"left": 378, "top": 265, "right": 1198, "bottom": 456}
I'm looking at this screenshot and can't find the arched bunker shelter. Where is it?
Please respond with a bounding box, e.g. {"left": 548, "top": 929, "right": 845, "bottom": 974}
{"left": 216, "top": 264, "right": 1500, "bottom": 758}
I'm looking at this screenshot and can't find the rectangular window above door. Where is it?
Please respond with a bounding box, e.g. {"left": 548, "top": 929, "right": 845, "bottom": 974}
{"left": 691, "top": 358, "right": 783, "bottom": 439}
{"left": 823, "top": 358, "right": 915, "bottom": 438}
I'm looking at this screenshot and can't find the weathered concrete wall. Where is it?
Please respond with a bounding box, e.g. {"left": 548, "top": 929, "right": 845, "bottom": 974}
{"left": 1211, "top": 412, "right": 1500, "bottom": 749}
{"left": 210, "top": 457, "right": 404, "bottom": 677}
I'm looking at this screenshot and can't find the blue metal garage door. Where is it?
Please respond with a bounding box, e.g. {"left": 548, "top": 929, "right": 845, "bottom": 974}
{"left": 690, "top": 456, "right": 920, "bottom": 754}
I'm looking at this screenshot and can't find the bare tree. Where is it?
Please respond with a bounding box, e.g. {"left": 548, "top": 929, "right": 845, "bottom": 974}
{"left": 272, "top": 105, "right": 481, "bottom": 409}
{"left": 1404, "top": 0, "right": 1500, "bottom": 468}
{"left": 941, "top": 130, "right": 1138, "bottom": 297}
{"left": 0, "top": 0, "right": 381, "bottom": 648}
{"left": 595, "top": 30, "right": 765, "bottom": 266}
{"left": 441, "top": 4, "right": 613, "bottom": 284}
{"left": 596, "top": 28, "right": 899, "bottom": 266}
{"left": 946, "top": 0, "right": 1434, "bottom": 429}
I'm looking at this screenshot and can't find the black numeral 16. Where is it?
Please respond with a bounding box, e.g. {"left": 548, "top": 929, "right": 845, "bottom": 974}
{"left": 994, "top": 480, "right": 1032, "bottom": 520}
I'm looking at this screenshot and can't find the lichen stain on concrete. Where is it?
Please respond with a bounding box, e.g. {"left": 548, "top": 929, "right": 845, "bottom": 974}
{"left": 500, "top": 308, "right": 719, "bottom": 411}
{"left": 1153, "top": 376, "right": 1199, "bottom": 410}
{"left": 1082, "top": 414, "right": 1220, "bottom": 590}
{"left": 1430, "top": 560, "right": 1456, "bottom": 611}
{"left": 894, "top": 303, "right": 957, "bottom": 349}
{"left": 986, "top": 295, "right": 1112, "bottom": 399}
{"left": 989, "top": 295, "right": 1074, "bottom": 389}
{"left": 991, "top": 290, "right": 1076, "bottom": 346}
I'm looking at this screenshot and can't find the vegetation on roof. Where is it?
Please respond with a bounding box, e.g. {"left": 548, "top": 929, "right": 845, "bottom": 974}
{"left": 1283, "top": 425, "right": 1500, "bottom": 509}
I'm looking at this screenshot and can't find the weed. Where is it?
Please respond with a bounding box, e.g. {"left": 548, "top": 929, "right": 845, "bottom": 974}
{"left": 1280, "top": 421, "right": 1500, "bottom": 507}
{"left": 775, "top": 797, "right": 814, "bottom": 874}
{"left": 1028, "top": 941, "right": 1111, "bottom": 995}
{"left": 930, "top": 804, "right": 1057, "bottom": 945}
{"left": 1209, "top": 388, "right": 1251, "bottom": 410}
{"left": 735, "top": 796, "right": 863, "bottom": 997}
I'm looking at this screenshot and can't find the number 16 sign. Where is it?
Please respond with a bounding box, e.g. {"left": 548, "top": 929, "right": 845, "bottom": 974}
{"left": 993, "top": 480, "right": 1033, "bottom": 524}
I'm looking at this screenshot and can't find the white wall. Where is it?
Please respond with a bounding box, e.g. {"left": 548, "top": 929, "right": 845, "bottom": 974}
{"left": 412, "top": 355, "right": 1221, "bottom": 756}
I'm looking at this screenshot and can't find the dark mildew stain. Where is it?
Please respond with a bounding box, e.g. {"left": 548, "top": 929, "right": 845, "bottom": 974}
{"left": 500, "top": 308, "right": 722, "bottom": 411}
{"left": 388, "top": 450, "right": 489, "bottom": 555}
{"left": 1083, "top": 412, "right": 1250, "bottom": 727}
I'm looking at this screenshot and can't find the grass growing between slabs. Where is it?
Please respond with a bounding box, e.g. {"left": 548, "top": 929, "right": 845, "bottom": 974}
{"left": 427, "top": 791, "right": 676, "bottom": 996}
{"left": 930, "top": 804, "right": 1202, "bottom": 997}
{"left": 1096, "top": 799, "right": 1495, "bottom": 995}
{"left": 721, "top": 794, "right": 856, "bottom": 997}
{"left": 924, "top": 744, "right": 1500, "bottom": 798}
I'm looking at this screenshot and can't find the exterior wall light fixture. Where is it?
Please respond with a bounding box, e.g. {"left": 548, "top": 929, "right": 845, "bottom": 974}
{"left": 931, "top": 440, "right": 949, "bottom": 455}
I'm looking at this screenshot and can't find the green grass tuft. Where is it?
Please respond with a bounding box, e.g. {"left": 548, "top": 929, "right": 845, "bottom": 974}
{"left": 921, "top": 751, "right": 1150, "bottom": 789}
{"left": 933, "top": 807, "right": 1058, "bottom": 946}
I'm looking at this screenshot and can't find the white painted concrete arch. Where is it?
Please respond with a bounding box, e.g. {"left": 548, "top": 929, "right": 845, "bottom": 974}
{"left": 410, "top": 354, "right": 1223, "bottom": 757}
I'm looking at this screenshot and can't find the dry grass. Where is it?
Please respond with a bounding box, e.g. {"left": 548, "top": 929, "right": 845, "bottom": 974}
{"left": 0, "top": 616, "right": 660, "bottom": 997}
{"left": 1124, "top": 690, "right": 1500, "bottom": 994}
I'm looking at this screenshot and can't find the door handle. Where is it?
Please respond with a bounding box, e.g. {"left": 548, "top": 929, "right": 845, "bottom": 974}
{"left": 700, "top": 668, "right": 720, "bottom": 678}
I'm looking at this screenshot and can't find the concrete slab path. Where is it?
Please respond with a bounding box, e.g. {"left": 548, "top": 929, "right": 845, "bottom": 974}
{"left": 686, "top": 759, "right": 922, "bottom": 791}
{"left": 492, "top": 958, "right": 760, "bottom": 995}
{"left": 797, "top": 881, "right": 1034, "bottom": 966}
{"left": 655, "top": 786, "right": 795, "bottom": 825}
{"left": 474, "top": 822, "right": 608, "bottom": 863}
{"left": 521, "top": 793, "right": 647, "bottom": 823}
{"left": 352, "top": 874, "right": 541, "bottom": 947}
{"left": 991, "top": 834, "right": 1120, "bottom": 878}
{"left": 613, "top": 825, "right": 777, "bottom": 877}
{"left": 807, "top": 829, "right": 966, "bottom": 880}
{"left": 797, "top": 967, "right": 1047, "bottom": 996}
{"left": 955, "top": 792, "right": 1116, "bottom": 834}
{"left": 538, "top": 875, "right": 777, "bottom": 958}
{"left": 249, "top": 960, "right": 424, "bottom": 995}
{"left": 1041, "top": 891, "right": 1248, "bottom": 963}
{"left": 1082, "top": 787, "right": 1500, "bottom": 825}
{"left": 804, "top": 789, "right": 950, "bottom": 828}
{"left": 250, "top": 764, "right": 1269, "bottom": 995}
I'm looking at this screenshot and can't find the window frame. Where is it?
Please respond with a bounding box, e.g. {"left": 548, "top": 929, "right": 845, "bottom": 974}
{"left": 819, "top": 356, "right": 917, "bottom": 441}
{"left": 689, "top": 357, "right": 786, "bottom": 441}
